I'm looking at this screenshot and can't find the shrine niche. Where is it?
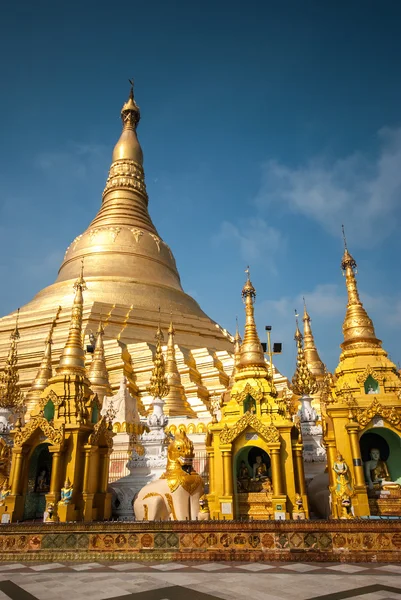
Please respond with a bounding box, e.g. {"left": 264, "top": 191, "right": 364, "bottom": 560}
{"left": 23, "top": 443, "right": 52, "bottom": 520}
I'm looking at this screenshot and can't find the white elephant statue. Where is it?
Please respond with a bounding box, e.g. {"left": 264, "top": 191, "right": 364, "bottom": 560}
{"left": 134, "top": 431, "right": 208, "bottom": 521}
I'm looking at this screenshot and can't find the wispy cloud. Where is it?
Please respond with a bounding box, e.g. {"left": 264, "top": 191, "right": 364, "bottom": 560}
{"left": 212, "top": 217, "right": 285, "bottom": 270}
{"left": 35, "top": 142, "right": 108, "bottom": 179}
{"left": 255, "top": 126, "right": 401, "bottom": 246}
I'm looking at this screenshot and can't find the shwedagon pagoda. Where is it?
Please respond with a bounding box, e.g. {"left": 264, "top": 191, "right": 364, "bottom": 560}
{"left": 0, "top": 83, "right": 400, "bottom": 532}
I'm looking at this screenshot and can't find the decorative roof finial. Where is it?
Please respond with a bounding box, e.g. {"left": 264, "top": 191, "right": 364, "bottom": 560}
{"left": 292, "top": 311, "right": 318, "bottom": 397}
{"left": 302, "top": 299, "right": 324, "bottom": 378}
{"left": 164, "top": 318, "right": 194, "bottom": 416}
{"left": 339, "top": 228, "right": 381, "bottom": 350}
{"left": 56, "top": 263, "right": 87, "bottom": 376}
{"left": 239, "top": 268, "right": 266, "bottom": 370}
{"left": 121, "top": 78, "right": 140, "bottom": 130}
{"left": 27, "top": 306, "right": 62, "bottom": 407}
{"left": 0, "top": 311, "right": 24, "bottom": 412}
{"left": 88, "top": 318, "right": 112, "bottom": 397}
{"left": 148, "top": 324, "right": 169, "bottom": 399}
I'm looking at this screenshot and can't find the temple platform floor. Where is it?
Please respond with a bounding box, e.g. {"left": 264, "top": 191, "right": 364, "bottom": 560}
{"left": 0, "top": 562, "right": 399, "bottom": 600}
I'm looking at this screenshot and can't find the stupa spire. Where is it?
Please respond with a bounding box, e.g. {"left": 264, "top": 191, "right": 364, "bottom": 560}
{"left": 238, "top": 268, "right": 267, "bottom": 371}
{"left": 292, "top": 311, "right": 318, "bottom": 397}
{"left": 26, "top": 306, "right": 61, "bottom": 413}
{"left": 56, "top": 261, "right": 87, "bottom": 376}
{"left": 163, "top": 320, "right": 194, "bottom": 416}
{"left": 0, "top": 310, "right": 24, "bottom": 411}
{"left": 147, "top": 324, "right": 169, "bottom": 400}
{"left": 340, "top": 226, "right": 381, "bottom": 350}
{"left": 88, "top": 319, "right": 112, "bottom": 400}
{"left": 302, "top": 298, "right": 324, "bottom": 378}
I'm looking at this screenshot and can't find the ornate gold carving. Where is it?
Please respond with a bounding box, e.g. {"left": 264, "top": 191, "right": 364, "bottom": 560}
{"left": 88, "top": 417, "right": 114, "bottom": 448}
{"left": 131, "top": 228, "right": 143, "bottom": 242}
{"left": 231, "top": 382, "right": 264, "bottom": 405}
{"left": 14, "top": 417, "right": 64, "bottom": 447}
{"left": 165, "top": 493, "right": 177, "bottom": 520}
{"left": 292, "top": 318, "right": 318, "bottom": 396}
{"left": 161, "top": 431, "right": 203, "bottom": 496}
{"left": 88, "top": 227, "right": 121, "bottom": 242}
{"left": 149, "top": 233, "right": 161, "bottom": 252}
{"left": 147, "top": 326, "right": 169, "bottom": 399}
{"left": 356, "top": 365, "right": 385, "bottom": 385}
{"left": 219, "top": 412, "right": 279, "bottom": 445}
{"left": 356, "top": 397, "right": 401, "bottom": 428}
{"left": 0, "top": 312, "right": 24, "bottom": 412}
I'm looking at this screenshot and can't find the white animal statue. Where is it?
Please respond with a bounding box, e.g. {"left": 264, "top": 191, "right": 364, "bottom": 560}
{"left": 134, "top": 431, "right": 208, "bottom": 521}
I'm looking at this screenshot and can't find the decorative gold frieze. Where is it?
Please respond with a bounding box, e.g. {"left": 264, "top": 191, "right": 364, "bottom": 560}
{"left": 356, "top": 397, "right": 401, "bottom": 429}
{"left": 219, "top": 411, "right": 279, "bottom": 445}
{"left": 14, "top": 417, "right": 64, "bottom": 448}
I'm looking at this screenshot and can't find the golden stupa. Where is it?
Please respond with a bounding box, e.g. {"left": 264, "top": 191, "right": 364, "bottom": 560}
{"left": 0, "top": 83, "right": 243, "bottom": 414}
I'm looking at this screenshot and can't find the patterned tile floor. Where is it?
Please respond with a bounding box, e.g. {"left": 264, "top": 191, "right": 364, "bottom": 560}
{"left": 0, "top": 562, "right": 398, "bottom": 599}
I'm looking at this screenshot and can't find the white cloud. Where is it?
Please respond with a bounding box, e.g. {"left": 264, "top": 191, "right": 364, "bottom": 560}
{"left": 212, "top": 217, "right": 285, "bottom": 269}
{"left": 255, "top": 126, "right": 401, "bottom": 246}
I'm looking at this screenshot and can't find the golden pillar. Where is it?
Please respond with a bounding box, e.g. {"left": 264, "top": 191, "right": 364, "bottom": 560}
{"left": 11, "top": 450, "right": 24, "bottom": 495}
{"left": 346, "top": 422, "right": 365, "bottom": 488}
{"left": 207, "top": 447, "right": 214, "bottom": 492}
{"left": 270, "top": 443, "right": 283, "bottom": 495}
{"left": 49, "top": 449, "right": 62, "bottom": 495}
{"left": 222, "top": 449, "right": 233, "bottom": 496}
{"left": 294, "top": 442, "right": 307, "bottom": 496}
{"left": 326, "top": 440, "right": 337, "bottom": 488}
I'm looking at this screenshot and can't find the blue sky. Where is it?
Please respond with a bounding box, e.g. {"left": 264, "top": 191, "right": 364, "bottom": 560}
{"left": 0, "top": 0, "right": 400, "bottom": 378}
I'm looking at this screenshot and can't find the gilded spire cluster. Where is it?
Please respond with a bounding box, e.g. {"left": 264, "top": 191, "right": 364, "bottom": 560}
{"left": 0, "top": 310, "right": 24, "bottom": 411}
{"left": 302, "top": 298, "right": 324, "bottom": 378}
{"left": 340, "top": 226, "right": 381, "bottom": 350}
{"left": 148, "top": 325, "right": 170, "bottom": 399}
{"left": 238, "top": 268, "right": 267, "bottom": 371}
{"left": 292, "top": 313, "right": 318, "bottom": 397}
{"left": 56, "top": 261, "right": 87, "bottom": 376}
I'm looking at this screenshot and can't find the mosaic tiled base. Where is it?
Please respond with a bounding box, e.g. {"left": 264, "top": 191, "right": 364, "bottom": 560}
{"left": 0, "top": 520, "right": 400, "bottom": 562}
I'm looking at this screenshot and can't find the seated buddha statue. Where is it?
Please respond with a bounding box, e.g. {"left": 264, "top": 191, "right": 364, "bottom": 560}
{"left": 364, "top": 448, "right": 398, "bottom": 491}
{"left": 59, "top": 478, "right": 73, "bottom": 505}
{"left": 237, "top": 460, "right": 250, "bottom": 491}
{"left": 252, "top": 455, "right": 268, "bottom": 480}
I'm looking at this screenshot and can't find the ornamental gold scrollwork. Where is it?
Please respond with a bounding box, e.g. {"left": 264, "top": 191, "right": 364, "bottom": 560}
{"left": 39, "top": 389, "right": 62, "bottom": 412}
{"left": 231, "top": 382, "right": 264, "bottom": 405}
{"left": 88, "top": 417, "right": 114, "bottom": 448}
{"left": 13, "top": 417, "right": 64, "bottom": 447}
{"left": 219, "top": 412, "right": 279, "bottom": 444}
{"left": 356, "top": 397, "right": 401, "bottom": 429}
{"left": 356, "top": 365, "right": 385, "bottom": 385}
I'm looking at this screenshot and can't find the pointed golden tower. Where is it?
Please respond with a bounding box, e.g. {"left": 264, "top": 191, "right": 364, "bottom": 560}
{"left": 207, "top": 270, "right": 308, "bottom": 520}
{"left": 163, "top": 320, "right": 195, "bottom": 417}
{"left": 4, "top": 267, "right": 113, "bottom": 523}
{"left": 324, "top": 228, "right": 401, "bottom": 518}
{"left": 0, "top": 311, "right": 24, "bottom": 413}
{"left": 88, "top": 320, "right": 112, "bottom": 403}
{"left": 292, "top": 315, "right": 318, "bottom": 397}
{"left": 25, "top": 307, "right": 61, "bottom": 416}
{"left": 302, "top": 299, "right": 325, "bottom": 379}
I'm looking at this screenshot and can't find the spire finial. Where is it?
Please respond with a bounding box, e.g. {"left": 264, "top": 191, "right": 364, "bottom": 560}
{"left": 128, "top": 78, "right": 135, "bottom": 100}
{"left": 292, "top": 314, "right": 318, "bottom": 397}
{"left": 340, "top": 237, "right": 381, "bottom": 350}
{"left": 120, "top": 78, "right": 140, "bottom": 131}
{"left": 342, "top": 224, "right": 348, "bottom": 250}
{"left": 56, "top": 263, "right": 87, "bottom": 376}
{"left": 11, "top": 309, "right": 20, "bottom": 341}
{"left": 88, "top": 317, "right": 111, "bottom": 398}
{"left": 239, "top": 270, "right": 266, "bottom": 371}
{"left": 302, "top": 301, "right": 325, "bottom": 378}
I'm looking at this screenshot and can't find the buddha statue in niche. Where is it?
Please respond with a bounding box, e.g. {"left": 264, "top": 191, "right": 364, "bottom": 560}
{"left": 364, "top": 447, "right": 398, "bottom": 491}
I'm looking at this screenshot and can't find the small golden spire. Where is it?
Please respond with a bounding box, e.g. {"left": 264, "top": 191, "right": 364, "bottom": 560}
{"left": 239, "top": 267, "right": 266, "bottom": 370}
{"left": 147, "top": 325, "right": 169, "bottom": 399}
{"left": 56, "top": 261, "right": 87, "bottom": 376}
{"left": 112, "top": 79, "right": 143, "bottom": 164}
{"left": 0, "top": 310, "right": 24, "bottom": 411}
{"left": 302, "top": 298, "right": 324, "bottom": 378}
{"left": 88, "top": 319, "right": 112, "bottom": 397}
{"left": 340, "top": 226, "right": 381, "bottom": 350}
{"left": 234, "top": 316, "right": 242, "bottom": 370}
{"left": 163, "top": 319, "right": 194, "bottom": 416}
{"left": 292, "top": 310, "right": 318, "bottom": 396}
{"left": 28, "top": 306, "right": 61, "bottom": 398}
